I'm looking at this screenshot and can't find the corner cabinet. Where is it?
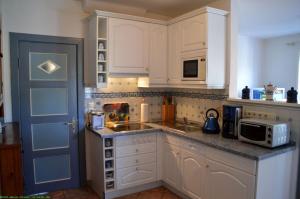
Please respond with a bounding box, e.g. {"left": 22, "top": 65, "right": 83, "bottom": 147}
{"left": 149, "top": 24, "right": 168, "bottom": 85}
{"left": 108, "top": 18, "right": 150, "bottom": 74}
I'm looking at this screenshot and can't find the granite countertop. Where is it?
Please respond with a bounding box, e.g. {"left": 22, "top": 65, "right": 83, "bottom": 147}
{"left": 87, "top": 123, "right": 296, "bottom": 161}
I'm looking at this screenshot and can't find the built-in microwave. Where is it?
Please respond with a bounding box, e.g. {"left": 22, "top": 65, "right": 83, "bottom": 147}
{"left": 182, "top": 51, "right": 206, "bottom": 81}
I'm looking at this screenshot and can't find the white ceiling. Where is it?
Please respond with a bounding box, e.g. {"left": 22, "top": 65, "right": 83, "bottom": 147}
{"left": 239, "top": 0, "right": 300, "bottom": 38}
{"left": 82, "top": 0, "right": 219, "bottom": 19}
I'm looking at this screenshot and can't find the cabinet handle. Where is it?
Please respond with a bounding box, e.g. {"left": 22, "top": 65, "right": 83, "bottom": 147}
{"left": 202, "top": 42, "right": 206, "bottom": 46}
{"left": 136, "top": 159, "right": 139, "bottom": 163}
{"left": 136, "top": 167, "right": 139, "bottom": 171}
{"left": 136, "top": 149, "right": 139, "bottom": 153}
{"left": 206, "top": 165, "right": 209, "bottom": 168}
{"left": 145, "top": 67, "right": 149, "bottom": 72}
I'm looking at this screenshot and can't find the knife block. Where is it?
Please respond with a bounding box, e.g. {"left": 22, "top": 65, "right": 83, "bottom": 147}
{"left": 162, "top": 104, "right": 175, "bottom": 122}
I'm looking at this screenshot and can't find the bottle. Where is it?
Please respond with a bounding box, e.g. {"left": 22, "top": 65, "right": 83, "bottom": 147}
{"left": 242, "top": 86, "right": 250, "bottom": 99}
{"left": 287, "top": 87, "right": 298, "bottom": 103}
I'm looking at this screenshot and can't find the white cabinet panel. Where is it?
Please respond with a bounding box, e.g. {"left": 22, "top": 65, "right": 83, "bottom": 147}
{"left": 181, "top": 150, "right": 206, "bottom": 199}
{"left": 206, "top": 159, "right": 255, "bottom": 199}
{"left": 181, "top": 14, "right": 207, "bottom": 52}
{"left": 167, "top": 23, "right": 182, "bottom": 84}
{"left": 116, "top": 152, "right": 156, "bottom": 169}
{"left": 163, "top": 143, "right": 181, "bottom": 190}
{"left": 116, "top": 163, "right": 157, "bottom": 190}
{"left": 109, "top": 18, "right": 149, "bottom": 74}
{"left": 149, "top": 24, "right": 168, "bottom": 85}
{"left": 116, "top": 142, "right": 156, "bottom": 158}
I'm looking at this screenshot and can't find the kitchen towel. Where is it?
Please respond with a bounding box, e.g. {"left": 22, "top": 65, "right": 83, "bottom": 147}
{"left": 141, "top": 103, "right": 149, "bottom": 122}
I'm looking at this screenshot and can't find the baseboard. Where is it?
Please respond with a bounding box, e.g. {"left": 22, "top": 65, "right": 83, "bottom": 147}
{"left": 104, "top": 181, "right": 163, "bottom": 199}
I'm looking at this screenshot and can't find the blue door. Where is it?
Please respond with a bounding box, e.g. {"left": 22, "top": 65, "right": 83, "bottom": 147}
{"left": 18, "top": 41, "right": 80, "bottom": 194}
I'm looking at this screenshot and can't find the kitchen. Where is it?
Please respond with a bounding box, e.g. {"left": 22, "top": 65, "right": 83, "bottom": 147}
{"left": 0, "top": 0, "right": 299, "bottom": 199}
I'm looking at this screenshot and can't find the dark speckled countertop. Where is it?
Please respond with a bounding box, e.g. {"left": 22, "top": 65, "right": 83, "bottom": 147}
{"left": 86, "top": 123, "right": 296, "bottom": 161}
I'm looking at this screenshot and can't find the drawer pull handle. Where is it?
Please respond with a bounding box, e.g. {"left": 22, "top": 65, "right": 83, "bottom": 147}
{"left": 206, "top": 165, "right": 209, "bottom": 168}
{"left": 136, "top": 167, "right": 139, "bottom": 171}
{"left": 136, "top": 160, "right": 139, "bottom": 163}
{"left": 136, "top": 149, "right": 139, "bottom": 153}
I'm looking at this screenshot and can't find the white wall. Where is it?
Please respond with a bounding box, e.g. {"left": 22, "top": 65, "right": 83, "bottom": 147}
{"left": 237, "top": 35, "right": 264, "bottom": 97}
{"left": 262, "top": 33, "right": 300, "bottom": 92}
{"left": 0, "top": 0, "right": 89, "bottom": 122}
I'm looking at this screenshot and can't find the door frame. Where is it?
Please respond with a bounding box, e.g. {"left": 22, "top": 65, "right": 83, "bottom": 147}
{"left": 9, "top": 32, "right": 86, "bottom": 188}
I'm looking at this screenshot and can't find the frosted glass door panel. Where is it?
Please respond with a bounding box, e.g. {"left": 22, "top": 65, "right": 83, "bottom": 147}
{"left": 34, "top": 155, "right": 71, "bottom": 184}
{"left": 30, "top": 88, "right": 68, "bottom": 116}
{"left": 32, "top": 123, "right": 69, "bottom": 151}
{"left": 30, "top": 52, "right": 67, "bottom": 81}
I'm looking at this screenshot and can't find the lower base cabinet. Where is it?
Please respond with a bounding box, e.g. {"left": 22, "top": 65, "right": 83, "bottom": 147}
{"left": 116, "top": 163, "right": 157, "bottom": 190}
{"left": 163, "top": 144, "right": 181, "bottom": 190}
{"left": 181, "top": 150, "right": 206, "bottom": 199}
{"left": 206, "top": 160, "right": 255, "bottom": 199}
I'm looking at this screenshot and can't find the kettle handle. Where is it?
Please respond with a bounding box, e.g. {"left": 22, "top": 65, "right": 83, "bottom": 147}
{"left": 205, "top": 108, "right": 219, "bottom": 120}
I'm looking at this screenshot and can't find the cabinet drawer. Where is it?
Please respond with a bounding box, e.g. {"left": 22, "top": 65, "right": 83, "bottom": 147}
{"left": 116, "top": 133, "right": 157, "bottom": 147}
{"left": 181, "top": 137, "right": 207, "bottom": 155}
{"left": 116, "top": 142, "right": 156, "bottom": 158}
{"left": 116, "top": 163, "right": 157, "bottom": 190}
{"left": 116, "top": 152, "right": 156, "bottom": 169}
{"left": 206, "top": 147, "right": 257, "bottom": 175}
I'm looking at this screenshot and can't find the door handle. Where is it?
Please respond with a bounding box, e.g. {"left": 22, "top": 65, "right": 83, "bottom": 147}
{"left": 65, "top": 117, "right": 77, "bottom": 134}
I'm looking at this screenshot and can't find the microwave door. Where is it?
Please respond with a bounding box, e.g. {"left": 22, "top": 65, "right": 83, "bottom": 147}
{"left": 183, "top": 60, "right": 198, "bottom": 79}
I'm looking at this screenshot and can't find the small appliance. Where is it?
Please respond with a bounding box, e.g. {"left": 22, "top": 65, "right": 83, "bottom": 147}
{"left": 182, "top": 51, "right": 206, "bottom": 82}
{"left": 202, "top": 108, "right": 220, "bottom": 134}
{"left": 88, "top": 111, "right": 105, "bottom": 130}
{"left": 222, "top": 105, "right": 242, "bottom": 139}
{"left": 238, "top": 118, "right": 290, "bottom": 148}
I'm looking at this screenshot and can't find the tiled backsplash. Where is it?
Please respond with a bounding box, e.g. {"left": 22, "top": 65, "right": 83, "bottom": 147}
{"left": 85, "top": 78, "right": 228, "bottom": 123}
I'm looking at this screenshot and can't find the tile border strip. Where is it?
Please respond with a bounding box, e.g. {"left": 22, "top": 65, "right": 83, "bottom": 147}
{"left": 85, "top": 92, "right": 228, "bottom": 100}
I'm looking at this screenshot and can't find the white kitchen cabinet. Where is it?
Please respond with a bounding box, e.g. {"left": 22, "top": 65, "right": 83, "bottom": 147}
{"left": 163, "top": 143, "right": 181, "bottom": 190}
{"left": 116, "top": 163, "right": 157, "bottom": 190}
{"left": 167, "top": 23, "right": 182, "bottom": 85}
{"left": 149, "top": 24, "right": 168, "bottom": 85}
{"left": 181, "top": 14, "right": 207, "bottom": 52}
{"left": 181, "top": 149, "right": 206, "bottom": 199}
{"left": 108, "top": 18, "right": 149, "bottom": 74}
{"left": 206, "top": 159, "right": 255, "bottom": 199}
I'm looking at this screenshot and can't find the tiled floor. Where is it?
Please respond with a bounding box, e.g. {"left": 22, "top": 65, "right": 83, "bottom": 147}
{"left": 48, "top": 186, "right": 182, "bottom": 199}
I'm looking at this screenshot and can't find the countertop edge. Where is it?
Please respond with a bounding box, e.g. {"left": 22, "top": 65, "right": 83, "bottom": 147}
{"left": 86, "top": 125, "right": 296, "bottom": 161}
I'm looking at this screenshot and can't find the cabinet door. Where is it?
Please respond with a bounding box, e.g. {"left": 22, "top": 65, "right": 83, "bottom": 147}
{"left": 149, "top": 24, "right": 168, "bottom": 85}
{"left": 109, "top": 18, "right": 149, "bottom": 74}
{"left": 206, "top": 160, "right": 255, "bottom": 199}
{"left": 181, "top": 150, "right": 206, "bottom": 199}
{"left": 163, "top": 143, "right": 181, "bottom": 190}
{"left": 116, "top": 163, "right": 156, "bottom": 190}
{"left": 181, "top": 14, "right": 207, "bottom": 52}
{"left": 167, "top": 23, "right": 182, "bottom": 84}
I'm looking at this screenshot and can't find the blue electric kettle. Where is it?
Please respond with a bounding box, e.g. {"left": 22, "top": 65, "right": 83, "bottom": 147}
{"left": 203, "top": 108, "right": 220, "bottom": 134}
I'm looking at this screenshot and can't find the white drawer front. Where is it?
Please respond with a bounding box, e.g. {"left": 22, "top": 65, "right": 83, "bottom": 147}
{"left": 116, "top": 152, "right": 156, "bottom": 169}
{"left": 116, "top": 163, "right": 157, "bottom": 190}
{"left": 116, "top": 133, "right": 157, "bottom": 147}
{"left": 163, "top": 133, "right": 182, "bottom": 146}
{"left": 116, "top": 142, "right": 156, "bottom": 158}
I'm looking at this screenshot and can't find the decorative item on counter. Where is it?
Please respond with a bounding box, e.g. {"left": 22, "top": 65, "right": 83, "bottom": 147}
{"left": 264, "top": 83, "right": 277, "bottom": 101}
{"left": 202, "top": 108, "right": 220, "bottom": 134}
{"left": 242, "top": 86, "right": 250, "bottom": 99}
{"left": 287, "top": 87, "right": 298, "bottom": 103}
{"left": 103, "top": 103, "right": 130, "bottom": 124}
{"left": 141, "top": 98, "right": 149, "bottom": 123}
{"left": 162, "top": 96, "right": 175, "bottom": 123}
{"left": 88, "top": 111, "right": 105, "bottom": 130}
{"left": 252, "top": 88, "right": 265, "bottom": 100}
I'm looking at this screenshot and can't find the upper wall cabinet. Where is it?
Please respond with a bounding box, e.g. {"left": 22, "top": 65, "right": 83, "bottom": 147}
{"left": 181, "top": 14, "right": 207, "bottom": 52}
{"left": 108, "top": 18, "right": 150, "bottom": 74}
{"left": 149, "top": 24, "right": 168, "bottom": 85}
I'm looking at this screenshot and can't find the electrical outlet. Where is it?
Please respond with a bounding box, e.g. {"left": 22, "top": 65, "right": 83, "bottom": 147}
{"left": 243, "top": 110, "right": 277, "bottom": 120}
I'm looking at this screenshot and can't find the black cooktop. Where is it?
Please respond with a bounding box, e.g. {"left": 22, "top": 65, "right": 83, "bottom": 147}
{"left": 107, "top": 123, "right": 153, "bottom": 132}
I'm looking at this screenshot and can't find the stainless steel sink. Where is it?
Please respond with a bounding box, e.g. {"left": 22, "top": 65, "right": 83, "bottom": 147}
{"left": 153, "top": 121, "right": 202, "bottom": 133}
